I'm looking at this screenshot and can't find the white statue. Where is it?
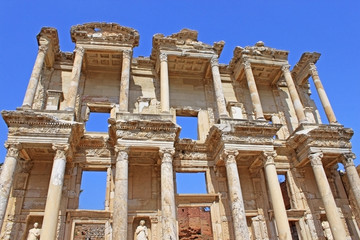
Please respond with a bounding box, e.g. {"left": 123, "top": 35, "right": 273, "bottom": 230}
{"left": 135, "top": 220, "right": 148, "bottom": 240}
{"left": 27, "top": 222, "right": 41, "bottom": 240}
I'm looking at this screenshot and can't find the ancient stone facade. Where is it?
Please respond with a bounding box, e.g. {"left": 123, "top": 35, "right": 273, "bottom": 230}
{"left": 0, "top": 22, "right": 358, "bottom": 240}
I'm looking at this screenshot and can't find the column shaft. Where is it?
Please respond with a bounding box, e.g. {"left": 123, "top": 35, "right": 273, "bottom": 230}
{"left": 282, "top": 65, "right": 307, "bottom": 123}
{"left": 119, "top": 50, "right": 132, "bottom": 112}
{"left": 243, "top": 61, "right": 264, "bottom": 120}
{"left": 342, "top": 153, "right": 360, "bottom": 216}
{"left": 309, "top": 152, "right": 347, "bottom": 239}
{"left": 210, "top": 56, "right": 229, "bottom": 118}
{"left": 160, "top": 53, "right": 170, "bottom": 113}
{"left": 160, "top": 148, "right": 177, "bottom": 239}
{"left": 224, "top": 150, "right": 249, "bottom": 240}
{"left": 262, "top": 152, "right": 292, "bottom": 240}
{"left": 112, "top": 147, "right": 129, "bottom": 240}
{"left": 309, "top": 64, "right": 337, "bottom": 123}
{"left": 40, "top": 144, "right": 68, "bottom": 240}
{"left": 0, "top": 142, "right": 21, "bottom": 228}
{"left": 66, "top": 46, "right": 85, "bottom": 111}
{"left": 22, "top": 40, "right": 49, "bottom": 108}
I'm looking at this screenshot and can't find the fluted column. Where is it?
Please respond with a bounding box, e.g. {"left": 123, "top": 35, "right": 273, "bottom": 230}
{"left": 160, "top": 53, "right": 170, "bottom": 113}
{"left": 341, "top": 153, "right": 360, "bottom": 215}
{"left": 282, "top": 65, "right": 307, "bottom": 123}
{"left": 0, "top": 142, "right": 21, "bottom": 228}
{"left": 40, "top": 144, "right": 69, "bottom": 240}
{"left": 119, "top": 50, "right": 132, "bottom": 112}
{"left": 262, "top": 151, "right": 292, "bottom": 240}
{"left": 210, "top": 56, "right": 229, "bottom": 118}
{"left": 159, "top": 148, "right": 177, "bottom": 239}
{"left": 22, "top": 37, "right": 50, "bottom": 108}
{"left": 309, "top": 152, "right": 347, "bottom": 239}
{"left": 112, "top": 146, "right": 129, "bottom": 240}
{"left": 309, "top": 64, "right": 337, "bottom": 123}
{"left": 66, "top": 46, "right": 85, "bottom": 111}
{"left": 243, "top": 61, "right": 264, "bottom": 120}
{"left": 223, "top": 150, "right": 249, "bottom": 239}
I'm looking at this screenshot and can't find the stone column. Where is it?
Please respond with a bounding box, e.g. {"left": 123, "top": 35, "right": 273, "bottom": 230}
{"left": 160, "top": 53, "right": 170, "bottom": 113}
{"left": 119, "top": 50, "right": 132, "bottom": 112}
{"left": 159, "top": 148, "right": 177, "bottom": 239}
{"left": 282, "top": 65, "right": 307, "bottom": 123}
{"left": 309, "top": 152, "right": 347, "bottom": 239}
{"left": 66, "top": 46, "right": 85, "bottom": 111}
{"left": 223, "top": 150, "right": 250, "bottom": 240}
{"left": 309, "top": 64, "right": 337, "bottom": 123}
{"left": 243, "top": 61, "right": 264, "bottom": 120}
{"left": 210, "top": 56, "right": 229, "bottom": 118}
{"left": 0, "top": 142, "right": 21, "bottom": 228}
{"left": 22, "top": 37, "right": 50, "bottom": 108}
{"left": 40, "top": 144, "right": 69, "bottom": 240}
{"left": 262, "top": 151, "right": 292, "bottom": 240}
{"left": 341, "top": 153, "right": 360, "bottom": 215}
{"left": 112, "top": 146, "right": 129, "bottom": 240}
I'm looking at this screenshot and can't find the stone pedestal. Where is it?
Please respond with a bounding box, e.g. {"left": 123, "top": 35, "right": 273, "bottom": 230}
{"left": 45, "top": 90, "right": 63, "bottom": 110}
{"left": 40, "top": 144, "right": 69, "bottom": 240}
{"left": 282, "top": 65, "right": 307, "bottom": 123}
{"left": 262, "top": 151, "right": 292, "bottom": 240}
{"left": 210, "top": 56, "right": 229, "bottom": 118}
{"left": 223, "top": 150, "right": 249, "bottom": 240}
{"left": 22, "top": 38, "right": 49, "bottom": 108}
{"left": 160, "top": 53, "right": 170, "bottom": 113}
{"left": 112, "top": 147, "right": 129, "bottom": 240}
{"left": 309, "top": 64, "right": 337, "bottom": 124}
{"left": 0, "top": 142, "right": 21, "bottom": 228}
{"left": 119, "top": 50, "right": 132, "bottom": 112}
{"left": 66, "top": 46, "right": 85, "bottom": 111}
{"left": 159, "top": 148, "right": 177, "bottom": 239}
{"left": 243, "top": 61, "right": 264, "bottom": 120}
{"left": 309, "top": 152, "right": 347, "bottom": 239}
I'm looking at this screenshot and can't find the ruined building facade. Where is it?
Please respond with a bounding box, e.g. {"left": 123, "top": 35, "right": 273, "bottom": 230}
{"left": 0, "top": 22, "right": 359, "bottom": 240}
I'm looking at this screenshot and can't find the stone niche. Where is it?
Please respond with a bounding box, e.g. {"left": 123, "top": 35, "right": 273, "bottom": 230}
{"left": 132, "top": 216, "right": 151, "bottom": 240}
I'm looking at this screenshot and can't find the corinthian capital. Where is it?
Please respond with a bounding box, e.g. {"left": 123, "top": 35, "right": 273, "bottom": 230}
{"left": 261, "top": 151, "right": 277, "bottom": 166}
{"left": 159, "top": 148, "right": 175, "bottom": 164}
{"left": 210, "top": 56, "right": 219, "bottom": 67}
{"left": 242, "top": 61, "right": 251, "bottom": 70}
{"left": 122, "top": 50, "right": 132, "bottom": 60}
{"left": 4, "top": 142, "right": 21, "bottom": 158}
{"left": 159, "top": 52, "right": 168, "bottom": 62}
{"left": 52, "top": 144, "right": 70, "bottom": 160}
{"left": 281, "top": 64, "right": 291, "bottom": 72}
{"left": 222, "top": 149, "right": 239, "bottom": 165}
{"left": 308, "top": 63, "right": 319, "bottom": 76}
{"left": 38, "top": 44, "right": 49, "bottom": 54}
{"left": 114, "top": 146, "right": 130, "bottom": 161}
{"left": 341, "top": 152, "right": 356, "bottom": 167}
{"left": 308, "top": 152, "right": 323, "bottom": 166}
{"left": 74, "top": 46, "right": 85, "bottom": 57}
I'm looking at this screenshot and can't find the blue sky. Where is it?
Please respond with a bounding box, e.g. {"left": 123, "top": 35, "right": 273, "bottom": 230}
{"left": 0, "top": 2, "right": 359, "bottom": 172}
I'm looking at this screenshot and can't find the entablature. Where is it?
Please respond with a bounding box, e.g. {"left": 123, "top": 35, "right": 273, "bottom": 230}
{"left": 291, "top": 52, "right": 321, "bottom": 85}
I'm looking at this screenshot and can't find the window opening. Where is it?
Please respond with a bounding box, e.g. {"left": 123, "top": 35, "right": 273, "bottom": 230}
{"left": 176, "top": 115, "right": 198, "bottom": 140}
{"left": 278, "top": 173, "right": 291, "bottom": 209}
{"left": 79, "top": 171, "right": 107, "bottom": 210}
{"left": 289, "top": 221, "right": 300, "bottom": 240}
{"left": 176, "top": 172, "right": 207, "bottom": 194}
{"left": 85, "top": 112, "right": 110, "bottom": 132}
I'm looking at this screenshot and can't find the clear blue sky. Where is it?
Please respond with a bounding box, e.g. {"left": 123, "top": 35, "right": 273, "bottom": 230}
{"left": 1, "top": 2, "right": 359, "bottom": 168}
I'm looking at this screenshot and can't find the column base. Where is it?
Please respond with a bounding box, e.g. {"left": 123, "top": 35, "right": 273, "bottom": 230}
{"left": 65, "top": 107, "right": 75, "bottom": 112}
{"left": 20, "top": 104, "right": 32, "bottom": 109}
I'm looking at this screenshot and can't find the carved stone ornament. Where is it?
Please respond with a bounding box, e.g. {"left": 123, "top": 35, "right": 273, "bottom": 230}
{"left": 281, "top": 64, "right": 291, "bottom": 72}
{"left": 309, "top": 63, "right": 319, "bottom": 77}
{"left": 38, "top": 44, "right": 49, "bottom": 54}
{"left": 222, "top": 149, "right": 239, "bottom": 165}
{"left": 123, "top": 50, "right": 132, "bottom": 60}
{"left": 341, "top": 152, "right": 356, "bottom": 167}
{"left": 210, "top": 56, "right": 219, "bottom": 67}
{"left": 4, "top": 142, "right": 21, "bottom": 158}
{"left": 159, "top": 148, "right": 175, "bottom": 164}
{"left": 261, "top": 151, "right": 277, "bottom": 166}
{"left": 242, "top": 61, "right": 251, "bottom": 70}
{"left": 52, "top": 144, "right": 70, "bottom": 160}
{"left": 115, "top": 146, "right": 130, "bottom": 161}
{"left": 159, "top": 52, "right": 167, "bottom": 62}
{"left": 74, "top": 46, "right": 85, "bottom": 56}
{"left": 308, "top": 152, "right": 323, "bottom": 166}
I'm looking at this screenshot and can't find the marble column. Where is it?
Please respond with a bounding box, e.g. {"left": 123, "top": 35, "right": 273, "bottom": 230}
{"left": 119, "top": 50, "right": 132, "bottom": 112}
{"left": 309, "top": 64, "right": 337, "bottom": 123}
{"left": 223, "top": 150, "right": 250, "bottom": 240}
{"left": 159, "top": 148, "right": 177, "bottom": 239}
{"left": 160, "top": 53, "right": 170, "bottom": 113}
{"left": 309, "top": 152, "right": 347, "bottom": 239}
{"left": 282, "top": 65, "right": 307, "bottom": 123}
{"left": 210, "top": 56, "right": 229, "bottom": 118}
{"left": 22, "top": 37, "right": 50, "bottom": 108}
{"left": 66, "top": 46, "right": 85, "bottom": 111}
{"left": 341, "top": 153, "right": 360, "bottom": 215}
{"left": 262, "top": 151, "right": 292, "bottom": 240}
{"left": 243, "top": 61, "right": 264, "bottom": 120}
{"left": 40, "top": 144, "right": 69, "bottom": 240}
{"left": 112, "top": 146, "right": 129, "bottom": 240}
{"left": 0, "top": 142, "right": 21, "bottom": 228}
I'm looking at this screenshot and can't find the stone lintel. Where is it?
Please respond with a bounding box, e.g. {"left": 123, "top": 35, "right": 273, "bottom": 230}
{"left": 291, "top": 52, "right": 321, "bottom": 85}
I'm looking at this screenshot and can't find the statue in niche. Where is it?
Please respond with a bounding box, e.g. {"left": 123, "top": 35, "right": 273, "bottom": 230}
{"left": 135, "top": 220, "right": 149, "bottom": 240}
{"left": 27, "top": 222, "right": 41, "bottom": 240}
{"left": 322, "top": 221, "right": 333, "bottom": 240}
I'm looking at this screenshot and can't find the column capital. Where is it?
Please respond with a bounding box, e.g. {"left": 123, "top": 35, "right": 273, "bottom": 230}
{"left": 340, "top": 152, "right": 356, "bottom": 167}
{"left": 159, "top": 148, "right": 175, "bottom": 163}
{"left": 74, "top": 46, "right": 85, "bottom": 57}
{"left": 309, "top": 152, "right": 323, "bottom": 166}
{"left": 242, "top": 61, "right": 251, "bottom": 69}
{"left": 52, "top": 144, "right": 70, "bottom": 159}
{"left": 308, "top": 63, "right": 319, "bottom": 76}
{"left": 159, "top": 52, "right": 168, "bottom": 62}
{"left": 114, "top": 146, "right": 130, "bottom": 161}
{"left": 122, "top": 50, "right": 132, "bottom": 60}
{"left": 210, "top": 56, "right": 219, "bottom": 67}
{"left": 281, "top": 64, "right": 291, "bottom": 72}
{"left": 222, "top": 149, "right": 239, "bottom": 165}
{"left": 4, "top": 141, "right": 21, "bottom": 158}
{"left": 38, "top": 44, "right": 49, "bottom": 54}
{"left": 261, "top": 151, "right": 277, "bottom": 166}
